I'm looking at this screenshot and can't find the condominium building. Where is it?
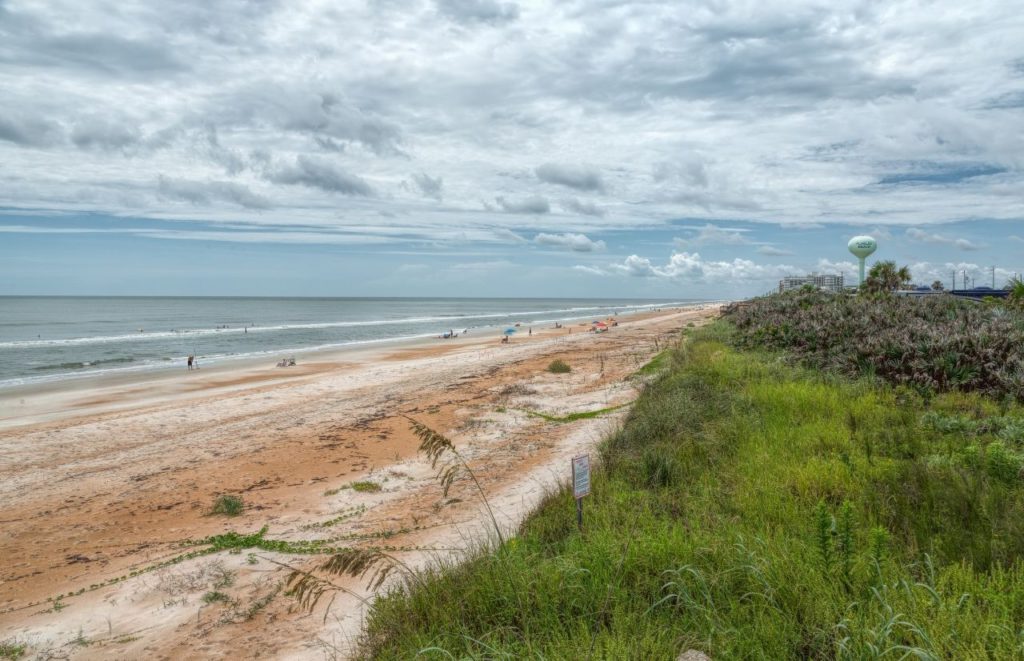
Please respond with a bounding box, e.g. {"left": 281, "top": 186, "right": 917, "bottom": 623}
{"left": 778, "top": 273, "right": 844, "bottom": 293}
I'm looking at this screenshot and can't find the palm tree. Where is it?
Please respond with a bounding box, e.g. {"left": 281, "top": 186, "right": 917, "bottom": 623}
{"left": 1007, "top": 277, "right": 1024, "bottom": 307}
{"left": 864, "top": 261, "right": 912, "bottom": 294}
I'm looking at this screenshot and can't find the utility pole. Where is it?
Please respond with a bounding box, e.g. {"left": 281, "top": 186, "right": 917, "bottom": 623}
{"left": 952, "top": 271, "right": 956, "bottom": 292}
{"left": 992, "top": 266, "right": 996, "bottom": 289}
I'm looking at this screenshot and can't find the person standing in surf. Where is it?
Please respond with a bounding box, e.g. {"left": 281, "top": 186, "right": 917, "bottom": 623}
{"left": 187, "top": 355, "right": 194, "bottom": 370}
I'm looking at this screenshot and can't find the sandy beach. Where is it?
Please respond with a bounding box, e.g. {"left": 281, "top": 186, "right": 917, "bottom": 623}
{"left": 0, "top": 305, "right": 717, "bottom": 659}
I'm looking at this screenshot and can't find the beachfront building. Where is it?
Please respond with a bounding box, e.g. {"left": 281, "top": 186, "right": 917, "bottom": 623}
{"left": 778, "top": 273, "right": 845, "bottom": 294}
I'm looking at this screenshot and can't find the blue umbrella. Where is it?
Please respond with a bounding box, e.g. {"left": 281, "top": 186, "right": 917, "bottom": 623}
{"left": 503, "top": 327, "right": 517, "bottom": 335}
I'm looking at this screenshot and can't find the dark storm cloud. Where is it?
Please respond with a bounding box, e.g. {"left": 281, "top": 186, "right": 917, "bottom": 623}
{"left": 535, "top": 163, "right": 604, "bottom": 192}
{"left": 494, "top": 195, "right": 549, "bottom": 214}
{"left": 434, "top": 0, "right": 519, "bottom": 25}
{"left": 158, "top": 176, "right": 272, "bottom": 209}
{"left": 0, "top": 113, "right": 64, "bottom": 147}
{"left": 411, "top": 172, "right": 444, "bottom": 200}
{"left": 268, "top": 156, "right": 375, "bottom": 196}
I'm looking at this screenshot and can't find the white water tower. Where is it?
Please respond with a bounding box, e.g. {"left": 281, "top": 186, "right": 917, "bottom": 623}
{"left": 847, "top": 236, "right": 877, "bottom": 286}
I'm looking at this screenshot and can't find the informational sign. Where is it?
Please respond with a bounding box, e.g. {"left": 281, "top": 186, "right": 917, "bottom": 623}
{"left": 572, "top": 454, "right": 591, "bottom": 499}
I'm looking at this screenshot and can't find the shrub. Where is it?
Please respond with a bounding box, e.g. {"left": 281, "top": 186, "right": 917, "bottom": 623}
{"left": 210, "top": 495, "right": 244, "bottom": 516}
{"left": 351, "top": 481, "right": 382, "bottom": 493}
{"left": 202, "top": 591, "right": 230, "bottom": 604}
{"left": 0, "top": 640, "right": 27, "bottom": 660}
{"left": 726, "top": 289, "right": 1024, "bottom": 401}
{"left": 547, "top": 359, "right": 571, "bottom": 374}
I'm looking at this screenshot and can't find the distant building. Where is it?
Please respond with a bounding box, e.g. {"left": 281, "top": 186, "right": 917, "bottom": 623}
{"left": 778, "top": 273, "right": 844, "bottom": 294}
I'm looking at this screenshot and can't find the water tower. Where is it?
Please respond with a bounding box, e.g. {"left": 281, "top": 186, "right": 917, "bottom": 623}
{"left": 847, "top": 236, "right": 877, "bottom": 286}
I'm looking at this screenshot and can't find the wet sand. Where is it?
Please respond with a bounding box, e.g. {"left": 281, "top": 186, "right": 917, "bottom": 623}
{"left": 0, "top": 305, "right": 717, "bottom": 659}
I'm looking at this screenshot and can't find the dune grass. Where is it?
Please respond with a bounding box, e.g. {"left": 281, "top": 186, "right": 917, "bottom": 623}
{"left": 210, "top": 494, "right": 244, "bottom": 517}
{"left": 518, "top": 404, "right": 627, "bottom": 424}
{"left": 353, "top": 322, "right": 1024, "bottom": 659}
{"left": 547, "top": 359, "right": 572, "bottom": 374}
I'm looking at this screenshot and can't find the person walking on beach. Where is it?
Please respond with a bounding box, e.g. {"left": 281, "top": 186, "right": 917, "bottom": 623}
{"left": 187, "top": 355, "right": 194, "bottom": 371}
{"left": 528, "top": 327, "right": 532, "bottom": 336}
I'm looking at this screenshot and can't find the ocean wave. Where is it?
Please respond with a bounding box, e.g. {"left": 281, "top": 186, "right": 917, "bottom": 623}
{"left": 32, "top": 356, "right": 135, "bottom": 372}
{"left": 0, "top": 301, "right": 688, "bottom": 348}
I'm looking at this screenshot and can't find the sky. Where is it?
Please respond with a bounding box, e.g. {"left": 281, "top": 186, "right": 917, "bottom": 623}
{"left": 1, "top": 0, "right": 1022, "bottom": 299}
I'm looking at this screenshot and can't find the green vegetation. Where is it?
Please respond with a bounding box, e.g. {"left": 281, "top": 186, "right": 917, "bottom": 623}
{"left": 863, "top": 260, "right": 912, "bottom": 293}
{"left": 210, "top": 494, "right": 244, "bottom": 516}
{"left": 547, "top": 359, "right": 571, "bottom": 374}
{"left": 352, "top": 481, "right": 383, "bottom": 493}
{"left": 351, "top": 322, "right": 1024, "bottom": 659}
{"left": 728, "top": 288, "right": 1024, "bottom": 401}
{"left": 0, "top": 641, "right": 26, "bottom": 660}
{"left": 635, "top": 349, "right": 669, "bottom": 376}
{"left": 202, "top": 591, "right": 231, "bottom": 604}
{"left": 519, "top": 404, "right": 627, "bottom": 423}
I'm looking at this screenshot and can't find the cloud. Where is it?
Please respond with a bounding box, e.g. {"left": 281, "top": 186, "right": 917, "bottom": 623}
{"left": 494, "top": 195, "right": 549, "bottom": 214}
{"left": 5, "top": 28, "right": 185, "bottom": 77}
{"left": 71, "top": 118, "right": 141, "bottom": 152}
{"left": 492, "top": 228, "right": 527, "bottom": 243}
{"left": 534, "top": 232, "right": 606, "bottom": 252}
{"left": 653, "top": 158, "right": 709, "bottom": 188}
{"left": 434, "top": 0, "right": 519, "bottom": 25}
{"left": 674, "top": 223, "right": 752, "bottom": 248}
{"left": 451, "top": 259, "right": 515, "bottom": 270}
{"left": 0, "top": 113, "right": 64, "bottom": 147}
{"left": 1, "top": 0, "right": 1023, "bottom": 265}
{"left": 573, "top": 264, "right": 606, "bottom": 276}
{"left": 560, "top": 197, "right": 605, "bottom": 217}
{"left": 535, "top": 163, "right": 605, "bottom": 192}
{"left": 906, "top": 228, "right": 982, "bottom": 251}
{"left": 267, "top": 156, "right": 374, "bottom": 196}
{"left": 607, "top": 252, "right": 794, "bottom": 282}
{"left": 411, "top": 172, "right": 443, "bottom": 201}
{"left": 211, "top": 86, "right": 404, "bottom": 157}
{"left": 757, "top": 245, "right": 794, "bottom": 256}
{"left": 158, "top": 176, "right": 272, "bottom": 210}
{"left": 816, "top": 258, "right": 860, "bottom": 275}
{"left": 901, "top": 261, "right": 1016, "bottom": 288}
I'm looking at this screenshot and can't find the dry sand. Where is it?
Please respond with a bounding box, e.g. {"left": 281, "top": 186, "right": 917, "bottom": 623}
{"left": 0, "top": 305, "right": 718, "bottom": 659}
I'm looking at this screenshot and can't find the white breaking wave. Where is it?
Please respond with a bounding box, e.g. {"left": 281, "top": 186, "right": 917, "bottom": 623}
{"left": 0, "top": 301, "right": 686, "bottom": 348}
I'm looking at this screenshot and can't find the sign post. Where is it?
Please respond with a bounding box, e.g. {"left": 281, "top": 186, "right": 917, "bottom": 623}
{"left": 572, "top": 454, "right": 591, "bottom": 532}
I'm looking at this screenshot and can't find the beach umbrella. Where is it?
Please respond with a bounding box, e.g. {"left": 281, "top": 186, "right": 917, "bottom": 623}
{"left": 503, "top": 327, "right": 517, "bottom": 335}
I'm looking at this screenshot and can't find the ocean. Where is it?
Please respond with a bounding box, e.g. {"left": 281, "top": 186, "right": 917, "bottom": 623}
{"left": 0, "top": 296, "right": 701, "bottom": 388}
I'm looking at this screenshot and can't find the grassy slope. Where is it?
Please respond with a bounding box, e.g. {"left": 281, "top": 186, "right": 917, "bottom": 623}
{"left": 357, "top": 323, "right": 1024, "bottom": 659}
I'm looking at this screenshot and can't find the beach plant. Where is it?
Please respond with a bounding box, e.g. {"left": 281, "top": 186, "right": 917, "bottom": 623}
{"left": 210, "top": 494, "right": 244, "bottom": 516}
{"left": 202, "top": 591, "right": 231, "bottom": 604}
{"left": 283, "top": 416, "right": 510, "bottom": 620}
{"left": 351, "top": 323, "right": 1024, "bottom": 659}
{"left": 726, "top": 288, "right": 1024, "bottom": 401}
{"left": 0, "top": 640, "right": 26, "bottom": 660}
{"left": 547, "top": 359, "right": 571, "bottom": 374}
{"left": 351, "top": 481, "right": 382, "bottom": 493}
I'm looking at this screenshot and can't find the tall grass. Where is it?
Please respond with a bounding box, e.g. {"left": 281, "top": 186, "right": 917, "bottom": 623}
{"left": 354, "top": 322, "right": 1024, "bottom": 659}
